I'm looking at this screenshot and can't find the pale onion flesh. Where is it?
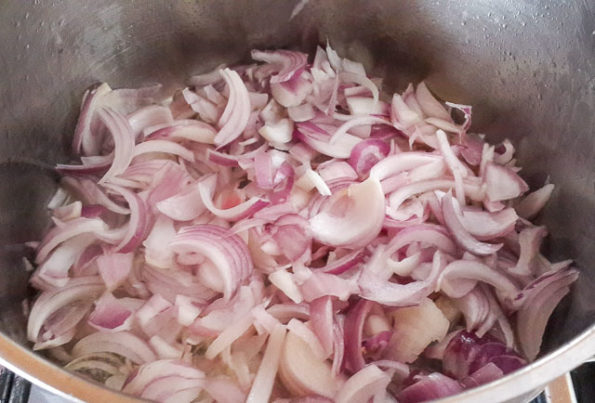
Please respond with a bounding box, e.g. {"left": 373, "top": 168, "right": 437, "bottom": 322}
{"left": 26, "top": 44, "right": 578, "bottom": 403}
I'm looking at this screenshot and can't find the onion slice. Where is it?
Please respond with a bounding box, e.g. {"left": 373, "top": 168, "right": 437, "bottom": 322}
{"left": 170, "top": 224, "right": 253, "bottom": 299}
{"left": 441, "top": 192, "right": 503, "bottom": 256}
{"left": 310, "top": 177, "right": 384, "bottom": 248}
{"left": 214, "top": 68, "right": 251, "bottom": 147}
{"left": 246, "top": 323, "right": 287, "bottom": 403}
{"left": 335, "top": 364, "right": 390, "bottom": 403}
{"left": 72, "top": 331, "right": 157, "bottom": 364}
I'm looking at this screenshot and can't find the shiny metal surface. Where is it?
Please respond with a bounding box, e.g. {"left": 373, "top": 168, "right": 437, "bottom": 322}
{"left": 0, "top": 0, "right": 593, "bottom": 401}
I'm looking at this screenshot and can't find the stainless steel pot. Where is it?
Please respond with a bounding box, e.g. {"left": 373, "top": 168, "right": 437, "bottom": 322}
{"left": 0, "top": 1, "right": 594, "bottom": 402}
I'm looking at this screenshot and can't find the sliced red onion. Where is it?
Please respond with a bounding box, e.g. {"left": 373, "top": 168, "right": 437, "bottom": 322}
{"left": 145, "top": 161, "right": 193, "bottom": 207}
{"left": 446, "top": 101, "right": 472, "bottom": 132}
{"left": 279, "top": 330, "right": 341, "bottom": 399}
{"left": 246, "top": 323, "right": 287, "bottom": 403}
{"left": 494, "top": 139, "right": 515, "bottom": 165}
{"left": 339, "top": 72, "right": 379, "bottom": 104}
{"left": 460, "top": 362, "right": 504, "bottom": 389}
{"left": 27, "top": 276, "right": 104, "bottom": 346}
{"left": 454, "top": 287, "right": 494, "bottom": 336}
{"left": 484, "top": 162, "right": 529, "bottom": 202}
{"left": 259, "top": 118, "right": 294, "bottom": 144}
{"left": 156, "top": 184, "right": 207, "bottom": 221}
{"left": 143, "top": 216, "right": 178, "bottom": 270}
{"left": 516, "top": 268, "right": 578, "bottom": 360}
{"left": 181, "top": 88, "right": 221, "bottom": 123}
{"left": 174, "top": 295, "right": 202, "bottom": 327}
{"left": 435, "top": 130, "right": 467, "bottom": 205}
{"left": 384, "top": 223, "right": 457, "bottom": 258}
{"left": 96, "top": 252, "right": 133, "bottom": 291}
{"left": 272, "top": 213, "right": 311, "bottom": 262}
{"left": 343, "top": 300, "right": 372, "bottom": 374}
{"left": 148, "top": 335, "right": 183, "bottom": 360}
{"left": 198, "top": 174, "right": 269, "bottom": 221}
{"left": 145, "top": 119, "right": 216, "bottom": 144}
{"left": 36, "top": 234, "right": 96, "bottom": 287}
{"left": 415, "top": 82, "right": 451, "bottom": 120}
{"left": 52, "top": 201, "right": 82, "bottom": 221}
{"left": 309, "top": 296, "right": 334, "bottom": 357}
{"left": 128, "top": 105, "right": 173, "bottom": 139}
{"left": 346, "top": 97, "right": 388, "bottom": 116}
{"left": 362, "top": 331, "right": 392, "bottom": 361}
{"left": 320, "top": 249, "right": 365, "bottom": 275}
{"left": 388, "top": 179, "right": 483, "bottom": 219}
{"left": 252, "top": 304, "right": 281, "bottom": 334}
{"left": 369, "top": 152, "right": 441, "bottom": 182}
{"left": 388, "top": 297, "right": 450, "bottom": 363}
{"left": 136, "top": 293, "right": 171, "bottom": 328}
{"left": 142, "top": 264, "right": 217, "bottom": 304}
{"left": 515, "top": 183, "right": 555, "bottom": 219}
{"left": 269, "top": 270, "right": 303, "bottom": 303}
{"left": 426, "top": 117, "right": 461, "bottom": 134}
{"left": 88, "top": 292, "right": 134, "bottom": 332}
{"left": 459, "top": 136, "right": 483, "bottom": 167}
{"left": 73, "top": 331, "right": 157, "bottom": 364}
{"left": 170, "top": 224, "right": 253, "bottom": 299}
{"left": 330, "top": 116, "right": 389, "bottom": 144}
{"left": 300, "top": 271, "right": 359, "bottom": 302}
{"left": 32, "top": 306, "right": 89, "bottom": 351}
{"left": 287, "top": 319, "right": 327, "bottom": 360}
{"left": 348, "top": 138, "right": 390, "bottom": 177}
{"left": 116, "top": 159, "right": 169, "bottom": 185}
{"left": 267, "top": 303, "right": 310, "bottom": 323}
{"left": 252, "top": 49, "right": 308, "bottom": 84}
{"left": 55, "top": 157, "right": 112, "bottom": 177}
{"left": 398, "top": 373, "right": 463, "bottom": 403}
{"left": 460, "top": 207, "right": 518, "bottom": 240}
{"left": 359, "top": 250, "right": 446, "bottom": 306}
{"left": 442, "top": 331, "right": 526, "bottom": 381}
{"left": 36, "top": 217, "right": 108, "bottom": 263}
{"left": 330, "top": 316, "right": 346, "bottom": 377}
{"left": 132, "top": 139, "right": 195, "bottom": 162}
{"left": 335, "top": 364, "right": 390, "bottom": 403}
{"left": 295, "top": 126, "right": 362, "bottom": 159}
{"left": 317, "top": 160, "right": 358, "bottom": 183}
{"left": 97, "top": 107, "right": 136, "bottom": 184}
{"left": 187, "top": 64, "right": 226, "bottom": 87}
{"left": 390, "top": 92, "right": 421, "bottom": 133}
{"left": 509, "top": 226, "right": 547, "bottom": 276}
{"left": 441, "top": 193, "right": 503, "bottom": 256}
{"left": 72, "top": 83, "right": 112, "bottom": 155}
{"left": 28, "top": 44, "right": 579, "bottom": 400}
{"left": 62, "top": 177, "right": 130, "bottom": 214}
{"left": 296, "top": 168, "right": 332, "bottom": 196}
{"left": 205, "top": 314, "right": 254, "bottom": 359}
{"left": 271, "top": 75, "right": 313, "bottom": 108}
{"left": 310, "top": 177, "right": 384, "bottom": 248}
{"left": 484, "top": 286, "right": 515, "bottom": 347}
{"left": 288, "top": 102, "right": 316, "bottom": 122}
{"left": 204, "top": 377, "right": 246, "bottom": 403}
{"left": 122, "top": 359, "right": 204, "bottom": 401}
{"left": 438, "top": 259, "right": 519, "bottom": 301}
{"left": 103, "top": 184, "right": 150, "bottom": 253}
{"left": 206, "top": 149, "right": 241, "bottom": 167}
{"left": 73, "top": 83, "right": 160, "bottom": 156}
{"left": 215, "top": 68, "right": 251, "bottom": 147}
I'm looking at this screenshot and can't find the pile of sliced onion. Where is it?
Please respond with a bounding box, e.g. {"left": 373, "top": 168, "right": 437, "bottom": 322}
{"left": 27, "top": 44, "right": 578, "bottom": 403}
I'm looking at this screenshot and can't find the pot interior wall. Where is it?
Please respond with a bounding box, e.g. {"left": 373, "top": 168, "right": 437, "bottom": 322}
{"left": 0, "top": 0, "right": 594, "bottom": 360}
